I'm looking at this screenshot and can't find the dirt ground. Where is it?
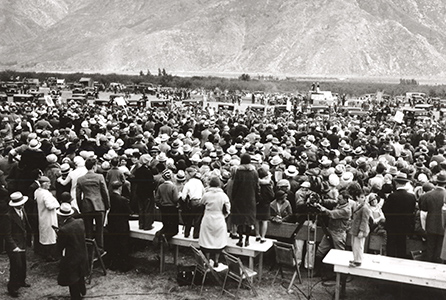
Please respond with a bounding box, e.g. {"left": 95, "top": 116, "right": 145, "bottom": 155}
{"left": 1, "top": 240, "right": 445, "bottom": 300}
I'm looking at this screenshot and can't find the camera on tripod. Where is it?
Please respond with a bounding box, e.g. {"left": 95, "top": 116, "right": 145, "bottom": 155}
{"left": 306, "top": 192, "right": 322, "bottom": 209}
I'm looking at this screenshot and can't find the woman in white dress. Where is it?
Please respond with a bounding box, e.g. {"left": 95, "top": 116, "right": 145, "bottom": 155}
{"left": 199, "top": 176, "right": 231, "bottom": 267}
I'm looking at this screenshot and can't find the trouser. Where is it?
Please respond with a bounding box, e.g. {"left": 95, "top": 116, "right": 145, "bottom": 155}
{"left": 386, "top": 233, "right": 407, "bottom": 259}
{"left": 7, "top": 251, "right": 27, "bottom": 293}
{"left": 40, "top": 243, "right": 59, "bottom": 260}
{"left": 68, "top": 276, "right": 86, "bottom": 300}
{"left": 183, "top": 203, "right": 204, "bottom": 239}
{"left": 159, "top": 206, "right": 179, "bottom": 239}
{"left": 351, "top": 235, "right": 366, "bottom": 263}
{"left": 425, "top": 232, "right": 444, "bottom": 263}
{"left": 137, "top": 195, "right": 154, "bottom": 230}
{"left": 83, "top": 211, "right": 105, "bottom": 250}
{"left": 316, "top": 231, "right": 346, "bottom": 258}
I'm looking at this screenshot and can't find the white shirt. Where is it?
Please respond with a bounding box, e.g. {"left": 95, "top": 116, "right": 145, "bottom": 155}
{"left": 181, "top": 178, "right": 205, "bottom": 200}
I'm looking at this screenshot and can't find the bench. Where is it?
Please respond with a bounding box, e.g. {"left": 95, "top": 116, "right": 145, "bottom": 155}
{"left": 323, "top": 249, "right": 446, "bottom": 300}
{"left": 129, "top": 220, "right": 275, "bottom": 281}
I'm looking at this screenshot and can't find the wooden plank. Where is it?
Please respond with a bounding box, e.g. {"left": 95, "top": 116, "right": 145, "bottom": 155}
{"left": 129, "top": 220, "right": 274, "bottom": 257}
{"left": 323, "top": 249, "right": 446, "bottom": 289}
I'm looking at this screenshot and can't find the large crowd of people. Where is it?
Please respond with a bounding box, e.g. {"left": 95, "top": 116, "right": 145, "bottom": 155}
{"left": 0, "top": 95, "right": 445, "bottom": 298}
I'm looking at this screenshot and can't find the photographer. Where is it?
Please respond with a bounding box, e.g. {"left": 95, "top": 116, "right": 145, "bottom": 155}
{"left": 314, "top": 190, "right": 352, "bottom": 278}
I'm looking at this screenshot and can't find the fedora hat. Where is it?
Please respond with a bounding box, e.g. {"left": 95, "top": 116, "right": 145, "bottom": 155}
{"left": 175, "top": 170, "right": 186, "bottom": 182}
{"left": 157, "top": 152, "right": 168, "bottom": 162}
{"left": 342, "top": 144, "right": 352, "bottom": 153}
{"left": 227, "top": 146, "right": 238, "bottom": 155}
{"left": 320, "top": 139, "right": 331, "bottom": 148}
{"left": 60, "top": 163, "right": 71, "bottom": 175}
{"left": 182, "top": 144, "right": 192, "bottom": 153}
{"left": 56, "top": 202, "right": 74, "bottom": 216}
{"left": 9, "top": 192, "right": 28, "bottom": 207}
{"left": 304, "top": 141, "right": 313, "bottom": 149}
{"left": 270, "top": 155, "right": 283, "bottom": 166}
{"left": 436, "top": 172, "right": 446, "bottom": 184}
{"left": 341, "top": 171, "right": 354, "bottom": 183}
{"left": 28, "top": 139, "right": 41, "bottom": 150}
{"left": 353, "top": 147, "right": 364, "bottom": 155}
{"left": 394, "top": 172, "right": 410, "bottom": 183}
{"left": 284, "top": 165, "right": 298, "bottom": 177}
{"left": 387, "top": 166, "right": 398, "bottom": 176}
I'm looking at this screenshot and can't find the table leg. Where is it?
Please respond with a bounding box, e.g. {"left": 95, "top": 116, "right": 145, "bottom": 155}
{"left": 258, "top": 253, "right": 263, "bottom": 283}
{"left": 174, "top": 245, "right": 179, "bottom": 265}
{"left": 335, "top": 272, "right": 340, "bottom": 300}
{"left": 160, "top": 243, "right": 165, "bottom": 273}
{"left": 249, "top": 257, "right": 254, "bottom": 283}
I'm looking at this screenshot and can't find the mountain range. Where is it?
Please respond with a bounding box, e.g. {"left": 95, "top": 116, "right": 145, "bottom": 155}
{"left": 1, "top": 0, "right": 446, "bottom": 79}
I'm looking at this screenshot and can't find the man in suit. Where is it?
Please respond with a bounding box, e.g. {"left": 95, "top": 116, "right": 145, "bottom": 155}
{"left": 2, "top": 192, "right": 31, "bottom": 297}
{"left": 107, "top": 180, "right": 132, "bottom": 272}
{"left": 56, "top": 202, "right": 88, "bottom": 300}
{"left": 383, "top": 172, "right": 417, "bottom": 258}
{"left": 76, "top": 157, "right": 110, "bottom": 253}
{"left": 419, "top": 172, "right": 446, "bottom": 263}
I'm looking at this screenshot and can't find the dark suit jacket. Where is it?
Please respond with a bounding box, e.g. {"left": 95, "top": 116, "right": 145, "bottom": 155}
{"left": 383, "top": 188, "right": 416, "bottom": 235}
{"left": 419, "top": 187, "right": 446, "bottom": 235}
{"left": 108, "top": 192, "right": 131, "bottom": 234}
{"left": 57, "top": 217, "right": 88, "bottom": 286}
{"left": 2, "top": 208, "right": 30, "bottom": 253}
{"left": 76, "top": 171, "right": 110, "bottom": 213}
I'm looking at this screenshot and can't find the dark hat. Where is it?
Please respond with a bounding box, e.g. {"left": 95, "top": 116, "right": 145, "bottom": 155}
{"left": 59, "top": 192, "right": 73, "bottom": 203}
{"left": 435, "top": 173, "right": 446, "bottom": 184}
{"left": 110, "top": 180, "right": 123, "bottom": 189}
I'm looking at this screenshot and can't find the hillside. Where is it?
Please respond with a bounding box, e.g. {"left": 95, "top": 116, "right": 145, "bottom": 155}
{"left": 1, "top": 0, "right": 446, "bottom": 78}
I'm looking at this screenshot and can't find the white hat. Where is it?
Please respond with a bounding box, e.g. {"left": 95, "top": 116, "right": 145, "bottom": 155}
{"left": 284, "top": 165, "right": 298, "bottom": 177}
{"left": 56, "top": 202, "right": 74, "bottom": 216}
{"left": 9, "top": 192, "right": 28, "bottom": 207}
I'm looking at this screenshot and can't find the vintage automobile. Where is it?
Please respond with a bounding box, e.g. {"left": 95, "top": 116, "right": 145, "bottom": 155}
{"left": 12, "top": 94, "right": 33, "bottom": 103}
{"left": 217, "top": 103, "right": 235, "bottom": 112}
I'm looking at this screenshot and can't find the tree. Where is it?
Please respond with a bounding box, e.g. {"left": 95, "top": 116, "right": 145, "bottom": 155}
{"left": 146, "top": 69, "right": 151, "bottom": 77}
{"left": 139, "top": 70, "right": 144, "bottom": 77}
{"left": 162, "top": 68, "right": 168, "bottom": 77}
{"left": 158, "top": 68, "right": 162, "bottom": 77}
{"left": 239, "top": 73, "right": 251, "bottom": 81}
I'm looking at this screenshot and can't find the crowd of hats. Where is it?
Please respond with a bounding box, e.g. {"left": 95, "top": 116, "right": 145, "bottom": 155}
{"left": 3, "top": 98, "right": 446, "bottom": 212}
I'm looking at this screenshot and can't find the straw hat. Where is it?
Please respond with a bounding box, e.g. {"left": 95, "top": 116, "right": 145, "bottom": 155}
{"left": 9, "top": 192, "right": 28, "bottom": 207}
{"left": 56, "top": 202, "right": 74, "bottom": 216}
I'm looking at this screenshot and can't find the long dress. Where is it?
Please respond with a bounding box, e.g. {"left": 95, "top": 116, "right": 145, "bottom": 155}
{"left": 199, "top": 187, "right": 231, "bottom": 251}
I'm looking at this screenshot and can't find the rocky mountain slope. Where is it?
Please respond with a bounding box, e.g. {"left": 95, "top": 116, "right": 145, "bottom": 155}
{"left": 1, "top": 0, "right": 446, "bottom": 78}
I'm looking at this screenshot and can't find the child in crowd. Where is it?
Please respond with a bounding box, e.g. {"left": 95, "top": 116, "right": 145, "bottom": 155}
{"left": 349, "top": 191, "right": 371, "bottom": 267}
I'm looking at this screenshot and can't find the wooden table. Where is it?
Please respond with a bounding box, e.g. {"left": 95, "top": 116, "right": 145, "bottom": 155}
{"left": 323, "top": 249, "right": 446, "bottom": 300}
{"left": 129, "top": 220, "right": 274, "bottom": 281}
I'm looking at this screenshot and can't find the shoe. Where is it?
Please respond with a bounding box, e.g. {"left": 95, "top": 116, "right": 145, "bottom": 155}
{"left": 349, "top": 261, "right": 361, "bottom": 267}
{"left": 213, "top": 261, "right": 219, "bottom": 268}
{"left": 20, "top": 282, "right": 31, "bottom": 287}
{"left": 236, "top": 240, "right": 244, "bottom": 247}
{"left": 229, "top": 233, "right": 239, "bottom": 239}
{"left": 143, "top": 225, "right": 154, "bottom": 231}
{"left": 260, "top": 239, "right": 266, "bottom": 244}
{"left": 255, "top": 237, "right": 261, "bottom": 242}
{"left": 244, "top": 237, "right": 250, "bottom": 247}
